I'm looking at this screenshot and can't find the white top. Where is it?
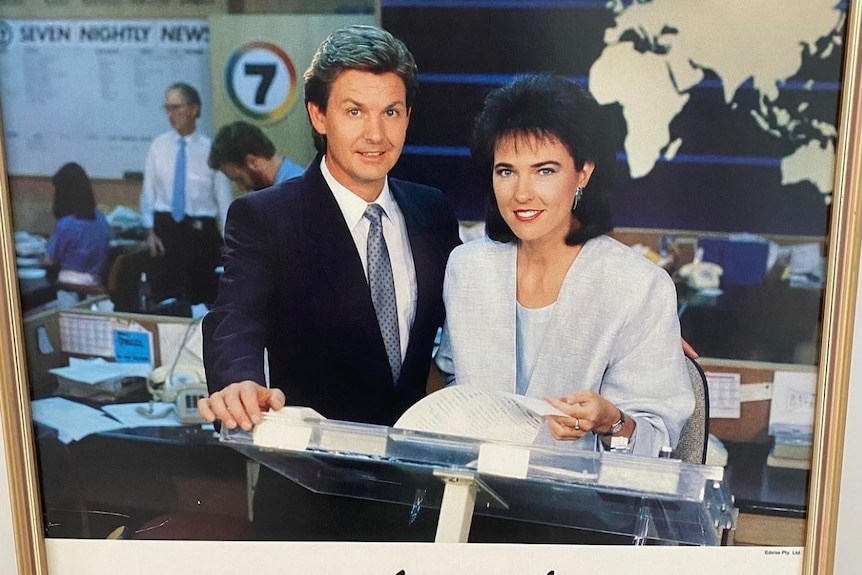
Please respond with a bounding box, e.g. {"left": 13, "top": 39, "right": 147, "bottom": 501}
{"left": 320, "top": 155, "right": 417, "bottom": 360}
{"left": 140, "top": 130, "right": 233, "bottom": 233}
{"left": 435, "top": 235, "right": 693, "bottom": 457}
{"left": 516, "top": 301, "right": 555, "bottom": 395}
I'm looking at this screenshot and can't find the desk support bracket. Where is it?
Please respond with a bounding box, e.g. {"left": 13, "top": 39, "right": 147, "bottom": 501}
{"left": 432, "top": 470, "right": 506, "bottom": 543}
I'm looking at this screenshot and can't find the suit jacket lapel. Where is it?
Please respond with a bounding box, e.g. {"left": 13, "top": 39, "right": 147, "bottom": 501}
{"left": 299, "top": 158, "right": 381, "bottom": 343}
{"left": 390, "top": 181, "right": 428, "bottom": 365}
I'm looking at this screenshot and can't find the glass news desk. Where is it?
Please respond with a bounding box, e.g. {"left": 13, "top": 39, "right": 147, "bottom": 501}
{"left": 221, "top": 411, "right": 736, "bottom": 545}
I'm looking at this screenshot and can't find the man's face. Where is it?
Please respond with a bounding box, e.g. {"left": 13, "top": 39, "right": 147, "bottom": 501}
{"left": 164, "top": 88, "right": 198, "bottom": 137}
{"left": 220, "top": 160, "right": 270, "bottom": 192}
{"left": 307, "top": 69, "right": 410, "bottom": 202}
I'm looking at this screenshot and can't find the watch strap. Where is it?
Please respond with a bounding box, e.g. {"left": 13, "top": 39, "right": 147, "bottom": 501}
{"left": 597, "top": 409, "right": 625, "bottom": 436}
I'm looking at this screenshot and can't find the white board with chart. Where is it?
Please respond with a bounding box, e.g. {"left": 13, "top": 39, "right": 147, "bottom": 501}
{"left": 0, "top": 18, "right": 212, "bottom": 179}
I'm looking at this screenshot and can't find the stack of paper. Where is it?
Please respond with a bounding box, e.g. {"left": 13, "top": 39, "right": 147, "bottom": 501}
{"left": 767, "top": 371, "right": 815, "bottom": 469}
{"left": 49, "top": 357, "right": 150, "bottom": 402}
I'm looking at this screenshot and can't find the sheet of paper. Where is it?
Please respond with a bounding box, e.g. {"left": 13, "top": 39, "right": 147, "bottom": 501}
{"left": 769, "top": 370, "right": 817, "bottom": 440}
{"left": 157, "top": 321, "right": 204, "bottom": 368}
{"left": 705, "top": 371, "right": 741, "bottom": 418}
{"left": 37, "top": 325, "right": 54, "bottom": 354}
{"left": 739, "top": 382, "right": 773, "bottom": 402}
{"left": 49, "top": 357, "right": 150, "bottom": 384}
{"left": 31, "top": 397, "right": 126, "bottom": 443}
{"left": 394, "top": 386, "right": 565, "bottom": 444}
{"left": 101, "top": 402, "right": 183, "bottom": 428}
{"left": 787, "top": 242, "right": 823, "bottom": 276}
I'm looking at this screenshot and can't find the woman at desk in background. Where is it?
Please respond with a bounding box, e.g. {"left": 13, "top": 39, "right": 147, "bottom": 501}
{"left": 435, "top": 74, "right": 693, "bottom": 458}
{"left": 43, "top": 162, "right": 111, "bottom": 305}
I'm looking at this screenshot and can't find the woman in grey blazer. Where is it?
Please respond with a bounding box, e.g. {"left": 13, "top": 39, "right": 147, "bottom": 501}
{"left": 435, "top": 74, "right": 693, "bottom": 459}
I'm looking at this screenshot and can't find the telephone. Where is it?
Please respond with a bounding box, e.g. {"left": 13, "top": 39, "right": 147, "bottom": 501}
{"left": 147, "top": 365, "right": 209, "bottom": 425}
{"left": 677, "top": 261, "right": 723, "bottom": 291}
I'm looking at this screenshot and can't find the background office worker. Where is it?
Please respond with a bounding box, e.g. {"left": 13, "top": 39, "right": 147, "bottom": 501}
{"left": 200, "top": 25, "right": 460, "bottom": 540}
{"left": 43, "top": 162, "right": 111, "bottom": 305}
{"left": 208, "top": 120, "right": 304, "bottom": 191}
{"left": 140, "top": 82, "right": 232, "bottom": 306}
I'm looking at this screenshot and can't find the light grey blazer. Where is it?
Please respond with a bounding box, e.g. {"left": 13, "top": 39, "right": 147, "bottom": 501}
{"left": 435, "top": 235, "right": 693, "bottom": 457}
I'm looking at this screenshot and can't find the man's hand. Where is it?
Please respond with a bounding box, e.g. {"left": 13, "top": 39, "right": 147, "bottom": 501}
{"left": 197, "top": 380, "right": 286, "bottom": 431}
{"left": 146, "top": 229, "right": 166, "bottom": 257}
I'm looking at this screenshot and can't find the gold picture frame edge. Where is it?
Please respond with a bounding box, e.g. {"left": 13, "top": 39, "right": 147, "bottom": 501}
{"left": 805, "top": 2, "right": 862, "bottom": 573}
{"left": 0, "top": 7, "right": 858, "bottom": 575}
{"left": 0, "top": 113, "right": 48, "bottom": 572}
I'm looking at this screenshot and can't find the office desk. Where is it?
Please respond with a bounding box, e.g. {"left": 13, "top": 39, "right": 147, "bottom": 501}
{"left": 16, "top": 238, "right": 147, "bottom": 316}
{"left": 678, "top": 282, "right": 823, "bottom": 364}
{"left": 19, "top": 274, "right": 57, "bottom": 314}
{"left": 723, "top": 441, "right": 808, "bottom": 545}
{"left": 35, "top": 419, "right": 250, "bottom": 539}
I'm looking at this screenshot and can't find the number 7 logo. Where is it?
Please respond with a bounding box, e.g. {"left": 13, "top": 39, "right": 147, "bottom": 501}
{"left": 225, "top": 41, "right": 297, "bottom": 122}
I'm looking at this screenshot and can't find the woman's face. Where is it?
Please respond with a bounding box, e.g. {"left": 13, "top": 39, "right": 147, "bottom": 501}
{"left": 493, "top": 133, "right": 594, "bottom": 247}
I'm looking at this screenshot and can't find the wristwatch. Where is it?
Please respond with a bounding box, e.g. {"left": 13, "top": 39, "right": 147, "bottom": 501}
{"left": 598, "top": 410, "right": 625, "bottom": 436}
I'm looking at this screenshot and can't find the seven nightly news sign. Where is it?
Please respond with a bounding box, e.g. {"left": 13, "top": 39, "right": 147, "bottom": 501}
{"left": 0, "top": 19, "right": 208, "bottom": 47}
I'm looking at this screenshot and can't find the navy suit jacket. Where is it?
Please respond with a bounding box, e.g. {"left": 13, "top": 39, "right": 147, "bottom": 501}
{"left": 203, "top": 156, "right": 461, "bottom": 426}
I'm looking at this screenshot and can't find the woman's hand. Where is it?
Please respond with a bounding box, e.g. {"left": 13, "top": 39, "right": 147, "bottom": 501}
{"left": 544, "top": 390, "right": 622, "bottom": 441}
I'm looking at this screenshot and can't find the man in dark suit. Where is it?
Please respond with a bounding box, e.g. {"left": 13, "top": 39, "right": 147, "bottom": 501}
{"left": 199, "top": 25, "right": 460, "bottom": 540}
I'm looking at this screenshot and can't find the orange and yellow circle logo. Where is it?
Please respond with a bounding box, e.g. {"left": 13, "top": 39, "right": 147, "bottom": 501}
{"left": 224, "top": 41, "right": 297, "bottom": 122}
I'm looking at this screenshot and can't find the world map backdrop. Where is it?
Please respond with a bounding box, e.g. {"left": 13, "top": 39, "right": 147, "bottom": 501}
{"left": 383, "top": 0, "right": 847, "bottom": 237}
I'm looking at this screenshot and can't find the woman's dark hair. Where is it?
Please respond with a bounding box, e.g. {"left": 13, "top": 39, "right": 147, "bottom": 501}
{"left": 471, "top": 73, "right": 615, "bottom": 245}
{"left": 52, "top": 162, "right": 96, "bottom": 220}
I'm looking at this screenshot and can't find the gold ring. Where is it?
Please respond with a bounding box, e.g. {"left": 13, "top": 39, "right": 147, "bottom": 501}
{"left": 574, "top": 418, "right": 581, "bottom": 431}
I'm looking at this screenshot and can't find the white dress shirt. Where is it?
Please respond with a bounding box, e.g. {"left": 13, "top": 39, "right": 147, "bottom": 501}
{"left": 321, "top": 156, "right": 417, "bottom": 360}
{"left": 140, "top": 130, "right": 233, "bottom": 233}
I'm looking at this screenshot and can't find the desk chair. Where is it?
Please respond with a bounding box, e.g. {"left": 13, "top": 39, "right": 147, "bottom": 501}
{"left": 106, "top": 244, "right": 151, "bottom": 312}
{"left": 671, "top": 357, "right": 710, "bottom": 464}
{"left": 55, "top": 282, "right": 106, "bottom": 305}
{"left": 55, "top": 282, "right": 106, "bottom": 295}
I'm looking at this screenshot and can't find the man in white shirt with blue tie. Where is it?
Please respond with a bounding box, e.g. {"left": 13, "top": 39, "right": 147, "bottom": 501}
{"left": 140, "top": 82, "right": 232, "bottom": 306}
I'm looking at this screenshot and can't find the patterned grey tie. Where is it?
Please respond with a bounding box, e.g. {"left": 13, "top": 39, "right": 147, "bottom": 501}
{"left": 365, "top": 203, "right": 401, "bottom": 384}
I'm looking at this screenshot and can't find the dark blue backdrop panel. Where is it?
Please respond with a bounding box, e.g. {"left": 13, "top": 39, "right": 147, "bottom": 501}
{"left": 383, "top": 1, "right": 841, "bottom": 237}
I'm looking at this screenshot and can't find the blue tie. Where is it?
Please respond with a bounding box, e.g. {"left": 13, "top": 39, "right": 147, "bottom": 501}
{"left": 365, "top": 204, "right": 401, "bottom": 385}
{"left": 172, "top": 138, "right": 187, "bottom": 223}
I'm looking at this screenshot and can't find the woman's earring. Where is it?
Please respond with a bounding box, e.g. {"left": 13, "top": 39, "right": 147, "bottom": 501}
{"left": 572, "top": 186, "right": 584, "bottom": 212}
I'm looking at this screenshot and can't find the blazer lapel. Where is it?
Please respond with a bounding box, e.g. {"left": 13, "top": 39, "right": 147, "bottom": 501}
{"left": 391, "top": 181, "right": 431, "bottom": 365}
{"left": 299, "top": 159, "right": 381, "bottom": 344}
{"left": 463, "top": 242, "right": 518, "bottom": 391}
{"left": 488, "top": 244, "right": 519, "bottom": 391}
{"left": 526, "top": 241, "right": 594, "bottom": 398}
